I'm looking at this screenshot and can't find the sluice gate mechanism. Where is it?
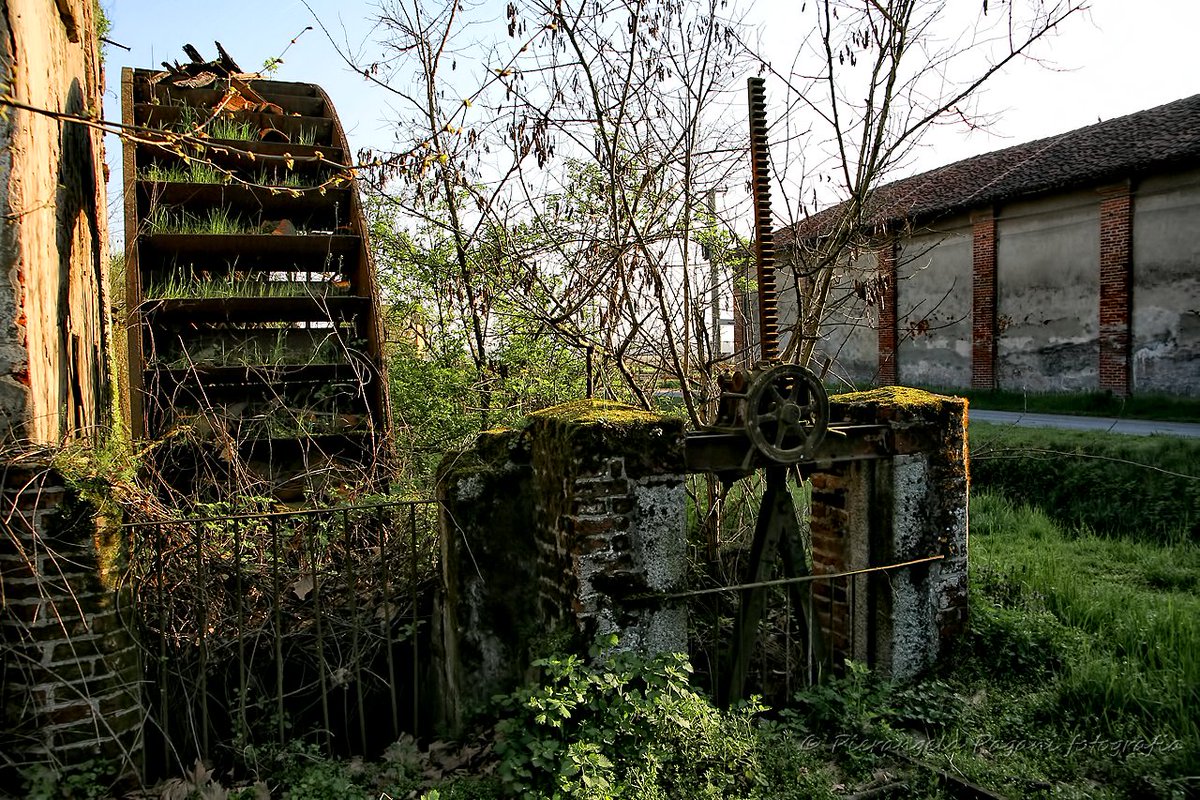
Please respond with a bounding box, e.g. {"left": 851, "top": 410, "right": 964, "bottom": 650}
{"left": 685, "top": 78, "right": 904, "bottom": 705}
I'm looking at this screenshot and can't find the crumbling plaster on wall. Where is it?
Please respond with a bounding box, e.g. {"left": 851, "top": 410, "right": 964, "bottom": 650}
{"left": 1, "top": 0, "right": 110, "bottom": 444}
{"left": 435, "top": 401, "right": 690, "bottom": 731}
{"left": 580, "top": 472, "right": 688, "bottom": 655}
{"left": 630, "top": 476, "right": 687, "bottom": 593}
{"left": 886, "top": 454, "right": 938, "bottom": 680}
{"left": 896, "top": 216, "right": 973, "bottom": 387}
{"left": 779, "top": 248, "right": 881, "bottom": 386}
{"left": 818, "top": 388, "right": 970, "bottom": 682}
{"left": 1132, "top": 169, "right": 1200, "bottom": 394}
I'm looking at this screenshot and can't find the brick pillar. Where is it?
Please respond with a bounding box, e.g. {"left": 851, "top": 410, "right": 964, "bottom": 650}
{"left": 435, "top": 400, "right": 688, "bottom": 732}
{"left": 971, "top": 208, "right": 997, "bottom": 390}
{"left": 809, "top": 469, "right": 855, "bottom": 667}
{"left": 809, "top": 388, "right": 969, "bottom": 681}
{"left": 877, "top": 238, "right": 898, "bottom": 385}
{"left": 0, "top": 462, "right": 144, "bottom": 782}
{"left": 1098, "top": 183, "right": 1133, "bottom": 396}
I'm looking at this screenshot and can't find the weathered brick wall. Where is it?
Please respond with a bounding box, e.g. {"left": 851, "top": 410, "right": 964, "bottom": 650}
{"left": 876, "top": 238, "right": 898, "bottom": 385}
{"left": 0, "top": 0, "right": 110, "bottom": 443}
{"left": 970, "top": 209, "right": 997, "bottom": 390}
{"left": 1098, "top": 182, "right": 1133, "bottom": 396}
{"left": 0, "top": 461, "right": 143, "bottom": 780}
{"left": 810, "top": 388, "right": 969, "bottom": 680}
{"left": 435, "top": 400, "right": 688, "bottom": 732}
{"left": 791, "top": 173, "right": 1198, "bottom": 396}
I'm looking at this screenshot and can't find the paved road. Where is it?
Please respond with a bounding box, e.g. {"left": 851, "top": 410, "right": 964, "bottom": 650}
{"left": 969, "top": 409, "right": 1200, "bottom": 438}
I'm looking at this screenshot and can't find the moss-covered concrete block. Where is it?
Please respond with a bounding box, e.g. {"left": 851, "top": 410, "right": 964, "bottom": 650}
{"left": 812, "top": 386, "right": 969, "bottom": 682}
{"left": 434, "top": 400, "right": 688, "bottom": 732}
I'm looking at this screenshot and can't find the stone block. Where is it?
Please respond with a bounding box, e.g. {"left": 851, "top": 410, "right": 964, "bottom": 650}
{"left": 435, "top": 400, "right": 688, "bottom": 733}
{"left": 810, "top": 387, "right": 969, "bottom": 682}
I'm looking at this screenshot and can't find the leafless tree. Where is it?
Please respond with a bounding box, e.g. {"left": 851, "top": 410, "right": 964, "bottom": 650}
{"left": 322, "top": 0, "right": 1087, "bottom": 426}
{"left": 766, "top": 0, "right": 1087, "bottom": 374}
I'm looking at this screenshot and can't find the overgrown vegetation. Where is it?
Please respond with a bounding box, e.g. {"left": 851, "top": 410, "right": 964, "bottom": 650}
{"left": 147, "top": 271, "right": 350, "bottom": 300}
{"left": 970, "top": 421, "right": 1200, "bottom": 541}
{"left": 76, "top": 458, "right": 1190, "bottom": 799}
{"left": 140, "top": 160, "right": 230, "bottom": 185}
{"left": 932, "top": 387, "right": 1200, "bottom": 422}
{"left": 145, "top": 206, "right": 257, "bottom": 236}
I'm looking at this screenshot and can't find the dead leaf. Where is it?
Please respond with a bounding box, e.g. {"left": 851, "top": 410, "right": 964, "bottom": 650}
{"left": 292, "top": 573, "right": 314, "bottom": 600}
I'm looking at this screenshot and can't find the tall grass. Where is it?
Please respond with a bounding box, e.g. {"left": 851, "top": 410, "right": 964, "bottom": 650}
{"left": 140, "top": 161, "right": 229, "bottom": 184}
{"left": 971, "top": 491, "right": 1200, "bottom": 767}
{"left": 208, "top": 115, "right": 258, "bottom": 142}
{"left": 146, "top": 206, "right": 255, "bottom": 236}
{"left": 925, "top": 387, "right": 1200, "bottom": 422}
{"left": 147, "top": 272, "right": 349, "bottom": 301}
{"left": 970, "top": 422, "right": 1200, "bottom": 542}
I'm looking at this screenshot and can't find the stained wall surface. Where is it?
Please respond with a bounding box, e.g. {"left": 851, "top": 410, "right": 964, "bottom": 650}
{"left": 781, "top": 249, "right": 881, "bottom": 389}
{"left": 0, "top": 0, "right": 110, "bottom": 443}
{"left": 1131, "top": 169, "right": 1200, "bottom": 394}
{"left": 784, "top": 152, "right": 1200, "bottom": 396}
{"left": 994, "top": 190, "right": 1101, "bottom": 391}
{"left": 896, "top": 215, "right": 973, "bottom": 387}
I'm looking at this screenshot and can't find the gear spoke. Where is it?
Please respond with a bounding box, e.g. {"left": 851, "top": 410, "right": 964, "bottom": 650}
{"left": 774, "top": 423, "right": 788, "bottom": 447}
{"left": 743, "top": 364, "right": 829, "bottom": 464}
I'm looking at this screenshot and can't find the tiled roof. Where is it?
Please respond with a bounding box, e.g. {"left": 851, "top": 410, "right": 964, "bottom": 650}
{"left": 786, "top": 92, "right": 1200, "bottom": 241}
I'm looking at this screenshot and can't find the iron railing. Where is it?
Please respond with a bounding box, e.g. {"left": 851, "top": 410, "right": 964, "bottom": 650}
{"left": 126, "top": 500, "right": 438, "bottom": 774}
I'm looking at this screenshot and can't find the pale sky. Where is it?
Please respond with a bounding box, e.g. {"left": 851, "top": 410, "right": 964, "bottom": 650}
{"left": 100, "top": 0, "right": 1200, "bottom": 232}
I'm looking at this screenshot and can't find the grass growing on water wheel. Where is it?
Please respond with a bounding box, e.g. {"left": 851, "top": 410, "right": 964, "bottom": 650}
{"left": 140, "top": 160, "right": 230, "bottom": 184}
{"left": 145, "top": 206, "right": 257, "bottom": 236}
{"left": 146, "top": 271, "right": 351, "bottom": 300}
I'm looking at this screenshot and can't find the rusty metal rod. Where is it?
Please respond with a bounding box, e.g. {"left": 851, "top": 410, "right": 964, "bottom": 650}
{"left": 748, "top": 76, "right": 779, "bottom": 362}
{"left": 638, "top": 554, "right": 945, "bottom": 601}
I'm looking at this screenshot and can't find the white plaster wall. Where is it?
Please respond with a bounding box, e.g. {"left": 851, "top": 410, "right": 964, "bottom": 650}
{"left": 1132, "top": 169, "right": 1200, "bottom": 394}
{"left": 896, "top": 215, "right": 972, "bottom": 387}
{"left": 995, "top": 190, "right": 1100, "bottom": 391}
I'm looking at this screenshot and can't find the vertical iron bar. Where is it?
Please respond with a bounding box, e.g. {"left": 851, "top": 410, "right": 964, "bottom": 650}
{"left": 785, "top": 591, "right": 791, "bottom": 698}
{"left": 712, "top": 595, "right": 720, "bottom": 699}
{"left": 380, "top": 505, "right": 399, "bottom": 738}
{"left": 725, "top": 468, "right": 787, "bottom": 707}
{"left": 807, "top": 581, "right": 815, "bottom": 686}
{"left": 156, "top": 524, "right": 170, "bottom": 769}
{"left": 271, "top": 516, "right": 284, "bottom": 745}
{"left": 195, "top": 520, "right": 209, "bottom": 757}
{"left": 410, "top": 503, "right": 419, "bottom": 735}
{"left": 848, "top": 573, "right": 855, "bottom": 666}
{"left": 312, "top": 518, "right": 331, "bottom": 750}
{"left": 346, "top": 508, "right": 366, "bottom": 754}
{"left": 235, "top": 518, "right": 247, "bottom": 749}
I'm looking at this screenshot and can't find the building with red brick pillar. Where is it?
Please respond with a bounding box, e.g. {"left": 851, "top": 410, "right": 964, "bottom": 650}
{"left": 778, "top": 94, "right": 1200, "bottom": 397}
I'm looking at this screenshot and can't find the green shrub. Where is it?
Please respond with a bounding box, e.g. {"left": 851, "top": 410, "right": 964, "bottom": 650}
{"left": 20, "top": 759, "right": 115, "bottom": 800}
{"left": 491, "top": 638, "right": 831, "bottom": 799}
